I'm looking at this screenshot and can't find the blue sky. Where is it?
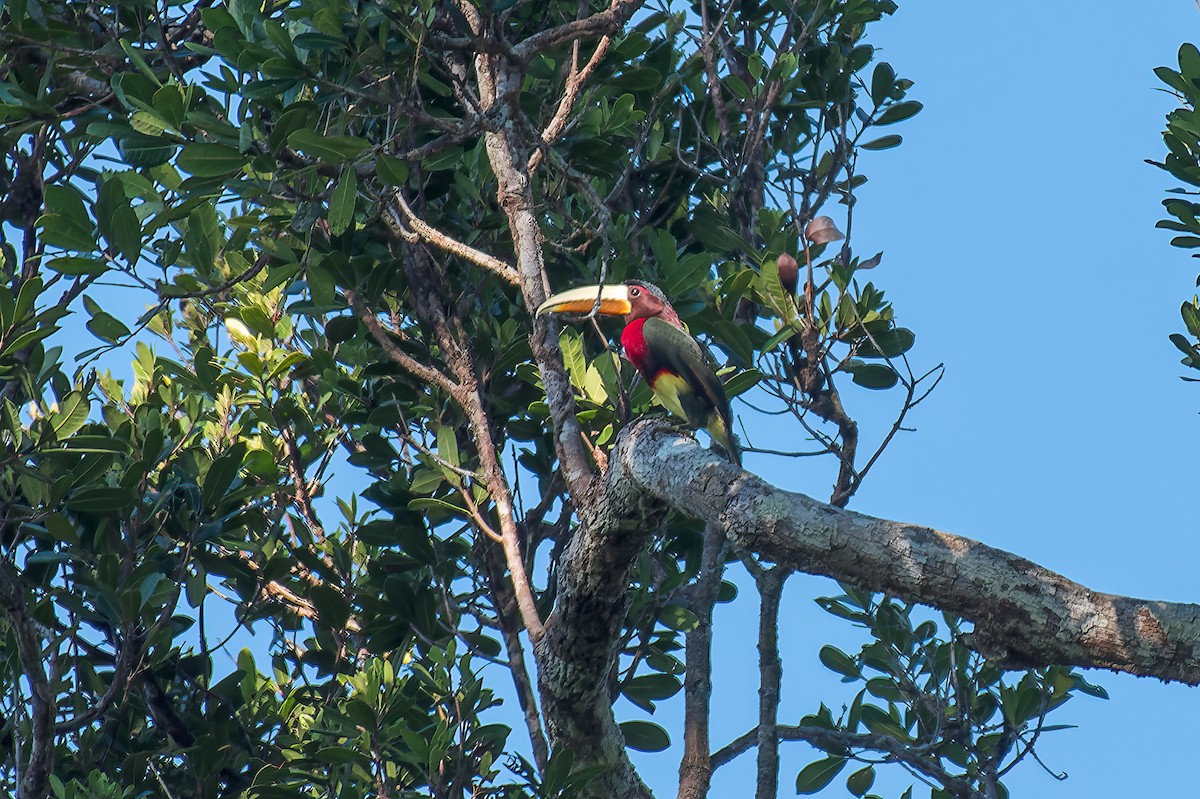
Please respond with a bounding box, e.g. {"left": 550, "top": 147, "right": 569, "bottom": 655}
{"left": 629, "top": 3, "right": 1200, "bottom": 797}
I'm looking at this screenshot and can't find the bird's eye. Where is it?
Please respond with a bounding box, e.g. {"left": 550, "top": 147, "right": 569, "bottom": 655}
{"left": 630, "top": 287, "right": 641, "bottom": 297}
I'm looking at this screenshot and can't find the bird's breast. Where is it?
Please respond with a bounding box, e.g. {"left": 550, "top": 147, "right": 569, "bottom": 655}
{"left": 620, "top": 317, "right": 653, "bottom": 378}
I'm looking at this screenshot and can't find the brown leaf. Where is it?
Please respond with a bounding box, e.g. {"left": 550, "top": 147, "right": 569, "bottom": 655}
{"left": 778, "top": 252, "right": 799, "bottom": 295}
{"left": 805, "top": 216, "right": 844, "bottom": 245}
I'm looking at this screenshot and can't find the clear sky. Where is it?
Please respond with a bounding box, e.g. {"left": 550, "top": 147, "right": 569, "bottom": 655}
{"left": 630, "top": 2, "right": 1200, "bottom": 797}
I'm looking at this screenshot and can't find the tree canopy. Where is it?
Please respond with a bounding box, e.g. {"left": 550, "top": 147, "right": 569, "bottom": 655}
{"left": 0, "top": 2, "right": 1193, "bottom": 799}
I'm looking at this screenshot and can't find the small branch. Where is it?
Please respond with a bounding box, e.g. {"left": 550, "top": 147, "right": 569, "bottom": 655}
{"left": 0, "top": 562, "right": 53, "bottom": 799}
{"left": 482, "top": 542, "right": 550, "bottom": 770}
{"left": 711, "top": 724, "right": 974, "bottom": 798}
{"left": 160, "top": 252, "right": 268, "bottom": 299}
{"left": 753, "top": 566, "right": 789, "bottom": 799}
{"left": 388, "top": 191, "right": 519, "bottom": 285}
{"left": 528, "top": 34, "right": 613, "bottom": 171}
{"left": 676, "top": 522, "right": 725, "bottom": 799}
{"left": 345, "top": 289, "right": 460, "bottom": 394}
{"left": 512, "top": 0, "right": 646, "bottom": 63}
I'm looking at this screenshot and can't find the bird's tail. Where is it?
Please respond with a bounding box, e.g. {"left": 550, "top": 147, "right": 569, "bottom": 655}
{"left": 707, "top": 414, "right": 742, "bottom": 467}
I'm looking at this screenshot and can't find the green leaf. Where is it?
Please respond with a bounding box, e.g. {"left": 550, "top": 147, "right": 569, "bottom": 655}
{"left": 870, "top": 62, "right": 895, "bottom": 106}
{"left": 1170, "top": 332, "right": 1198, "bottom": 359}
{"left": 265, "top": 351, "right": 308, "bottom": 383}
{"left": 153, "top": 84, "right": 186, "bottom": 128}
{"left": 45, "top": 514, "right": 81, "bottom": 546}
{"left": 1180, "top": 43, "right": 1200, "bottom": 81}
{"left": 309, "top": 585, "right": 351, "bottom": 628}
{"left": 117, "top": 134, "right": 177, "bottom": 168}
{"left": 202, "top": 443, "right": 248, "bottom": 511}
{"left": 856, "top": 328, "right": 915, "bottom": 358}
{"left": 26, "top": 551, "right": 75, "bottom": 566}
{"left": 2, "top": 325, "right": 57, "bottom": 355}
{"left": 49, "top": 392, "right": 90, "bottom": 439}
{"left": 130, "top": 110, "right": 169, "bottom": 136}
{"left": 119, "top": 38, "right": 162, "bottom": 85}
{"left": 622, "top": 673, "right": 682, "bottom": 702}
{"left": 65, "top": 487, "right": 135, "bottom": 514}
{"left": 177, "top": 143, "right": 245, "bottom": 177}
{"left": 658, "top": 604, "right": 699, "bottom": 631}
{"left": 436, "top": 425, "right": 461, "bottom": 485}
{"left": 286, "top": 129, "right": 369, "bottom": 161}
{"left": 762, "top": 324, "right": 799, "bottom": 354}
{"left": 559, "top": 327, "right": 587, "bottom": 390}
{"left": 818, "top": 645, "right": 859, "bottom": 679}
{"left": 47, "top": 257, "right": 107, "bottom": 276}
{"left": 87, "top": 311, "right": 131, "bottom": 344}
{"left": 848, "top": 362, "right": 898, "bottom": 389}
{"left": 723, "top": 368, "right": 762, "bottom": 398}
{"left": 313, "top": 745, "right": 369, "bottom": 766}
{"left": 861, "top": 134, "right": 902, "bottom": 151}
{"left": 874, "top": 100, "right": 922, "bottom": 126}
{"left": 13, "top": 276, "right": 41, "bottom": 324}
{"left": 1182, "top": 302, "right": 1200, "bottom": 337}
{"left": 846, "top": 765, "right": 875, "bottom": 797}
{"left": 619, "top": 720, "right": 670, "bottom": 752}
{"left": 38, "top": 213, "right": 95, "bottom": 251}
{"left": 1157, "top": 66, "right": 1197, "bottom": 100}
{"left": 795, "top": 757, "right": 846, "bottom": 794}
{"left": 1071, "top": 674, "right": 1109, "bottom": 700}
{"left": 758, "top": 257, "right": 797, "bottom": 319}
{"left": 377, "top": 154, "right": 410, "bottom": 185}
{"left": 328, "top": 168, "right": 357, "bottom": 235}
{"left": 424, "top": 146, "right": 464, "bottom": 171}
{"left": 409, "top": 468, "right": 445, "bottom": 495}
{"left": 542, "top": 749, "right": 574, "bottom": 797}
{"left": 859, "top": 704, "right": 910, "bottom": 740}
{"left": 97, "top": 177, "right": 141, "bottom": 264}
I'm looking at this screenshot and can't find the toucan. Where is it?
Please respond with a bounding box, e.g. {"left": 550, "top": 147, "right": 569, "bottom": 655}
{"left": 536, "top": 280, "right": 741, "bottom": 465}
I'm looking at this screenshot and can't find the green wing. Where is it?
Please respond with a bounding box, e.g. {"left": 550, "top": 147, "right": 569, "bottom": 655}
{"left": 640, "top": 317, "right": 732, "bottom": 431}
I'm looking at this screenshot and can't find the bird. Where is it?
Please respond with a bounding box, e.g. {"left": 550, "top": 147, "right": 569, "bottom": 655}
{"left": 536, "top": 280, "right": 741, "bottom": 466}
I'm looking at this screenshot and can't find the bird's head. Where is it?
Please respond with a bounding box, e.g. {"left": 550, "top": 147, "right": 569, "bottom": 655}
{"left": 536, "top": 280, "right": 681, "bottom": 327}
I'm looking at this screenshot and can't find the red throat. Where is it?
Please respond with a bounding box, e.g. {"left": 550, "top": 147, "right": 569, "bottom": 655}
{"left": 621, "top": 317, "right": 653, "bottom": 379}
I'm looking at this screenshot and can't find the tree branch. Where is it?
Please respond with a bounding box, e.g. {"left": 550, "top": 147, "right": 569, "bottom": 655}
{"left": 608, "top": 419, "right": 1200, "bottom": 685}
{"left": 0, "top": 562, "right": 52, "bottom": 799}
{"left": 535, "top": 438, "right": 669, "bottom": 799}
{"left": 528, "top": 33, "right": 613, "bottom": 172}
{"left": 389, "top": 191, "right": 520, "bottom": 286}
{"left": 513, "top": 0, "right": 646, "bottom": 62}
{"left": 676, "top": 522, "right": 725, "bottom": 799}
{"left": 344, "top": 289, "right": 461, "bottom": 395}
{"left": 711, "top": 724, "right": 975, "bottom": 798}
{"left": 753, "top": 566, "right": 788, "bottom": 799}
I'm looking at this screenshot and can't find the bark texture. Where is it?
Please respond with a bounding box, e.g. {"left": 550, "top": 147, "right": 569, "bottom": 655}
{"left": 608, "top": 419, "right": 1200, "bottom": 685}
{"left": 536, "top": 448, "right": 669, "bottom": 799}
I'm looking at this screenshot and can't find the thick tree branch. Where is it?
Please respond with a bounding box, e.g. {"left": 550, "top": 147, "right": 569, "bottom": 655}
{"left": 475, "top": 56, "right": 595, "bottom": 496}
{"left": 608, "top": 419, "right": 1200, "bottom": 685}
{"left": 535, "top": 442, "right": 668, "bottom": 799}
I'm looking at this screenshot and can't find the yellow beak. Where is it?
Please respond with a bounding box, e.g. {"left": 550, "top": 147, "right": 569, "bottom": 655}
{"left": 535, "top": 285, "right": 632, "bottom": 318}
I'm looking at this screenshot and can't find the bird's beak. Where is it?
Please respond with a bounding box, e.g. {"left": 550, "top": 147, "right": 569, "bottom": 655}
{"left": 536, "top": 285, "right": 632, "bottom": 318}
